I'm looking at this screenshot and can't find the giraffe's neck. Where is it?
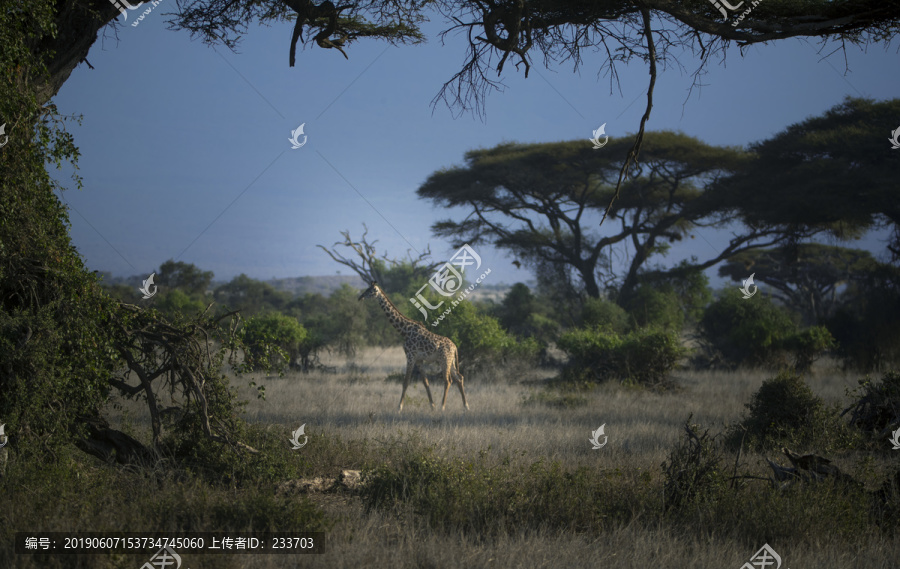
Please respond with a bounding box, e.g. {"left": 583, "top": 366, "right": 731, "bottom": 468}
{"left": 375, "top": 289, "right": 420, "bottom": 338}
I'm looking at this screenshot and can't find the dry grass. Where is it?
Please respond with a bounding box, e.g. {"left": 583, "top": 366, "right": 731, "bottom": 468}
{"left": 48, "top": 349, "right": 900, "bottom": 567}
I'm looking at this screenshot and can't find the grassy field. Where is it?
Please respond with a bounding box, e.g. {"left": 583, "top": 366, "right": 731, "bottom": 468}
{"left": 4, "top": 347, "right": 899, "bottom": 568}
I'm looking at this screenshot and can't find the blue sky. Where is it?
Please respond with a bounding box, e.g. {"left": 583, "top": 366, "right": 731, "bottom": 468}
{"left": 53, "top": 5, "right": 899, "bottom": 290}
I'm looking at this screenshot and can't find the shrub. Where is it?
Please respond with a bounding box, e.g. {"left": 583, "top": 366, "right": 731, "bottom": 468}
{"left": 699, "top": 289, "right": 798, "bottom": 368}
{"left": 662, "top": 417, "right": 727, "bottom": 513}
{"left": 241, "top": 312, "right": 308, "bottom": 372}
{"left": 782, "top": 325, "right": 837, "bottom": 372}
{"left": 621, "top": 285, "right": 685, "bottom": 332}
{"left": 842, "top": 370, "right": 900, "bottom": 440}
{"left": 431, "top": 300, "right": 539, "bottom": 372}
{"left": 557, "top": 326, "right": 684, "bottom": 387}
{"left": 726, "top": 369, "right": 857, "bottom": 452}
{"left": 154, "top": 289, "right": 208, "bottom": 318}
{"left": 582, "top": 297, "right": 629, "bottom": 333}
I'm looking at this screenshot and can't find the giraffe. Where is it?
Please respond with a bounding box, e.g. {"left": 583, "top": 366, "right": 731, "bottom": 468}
{"left": 358, "top": 282, "right": 469, "bottom": 412}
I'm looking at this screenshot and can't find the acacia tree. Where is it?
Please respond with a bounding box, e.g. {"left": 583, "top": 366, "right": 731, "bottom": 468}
{"left": 418, "top": 131, "right": 808, "bottom": 299}
{"left": 711, "top": 97, "right": 900, "bottom": 262}
{"left": 718, "top": 244, "right": 879, "bottom": 325}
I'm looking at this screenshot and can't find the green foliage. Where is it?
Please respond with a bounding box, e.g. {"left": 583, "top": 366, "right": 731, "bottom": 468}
{"left": 0, "top": 0, "right": 122, "bottom": 454}
{"left": 420, "top": 134, "right": 748, "bottom": 302}
{"left": 213, "top": 273, "right": 291, "bottom": 317}
{"left": 638, "top": 261, "right": 713, "bottom": 326}
{"left": 494, "top": 282, "right": 558, "bottom": 341}
{"left": 557, "top": 326, "right": 684, "bottom": 387}
{"left": 153, "top": 289, "right": 209, "bottom": 318}
{"left": 156, "top": 259, "right": 214, "bottom": 296}
{"left": 699, "top": 289, "right": 799, "bottom": 368}
{"left": 718, "top": 97, "right": 900, "bottom": 239}
{"left": 726, "top": 369, "right": 856, "bottom": 452}
{"left": 843, "top": 371, "right": 900, "bottom": 439}
{"left": 241, "top": 312, "right": 308, "bottom": 372}
{"left": 620, "top": 285, "right": 685, "bottom": 332}
{"left": 719, "top": 245, "right": 878, "bottom": 325}
{"left": 582, "top": 296, "right": 629, "bottom": 333}
{"left": 430, "top": 299, "right": 540, "bottom": 371}
{"left": 782, "top": 325, "right": 837, "bottom": 372}
{"left": 827, "top": 263, "right": 900, "bottom": 371}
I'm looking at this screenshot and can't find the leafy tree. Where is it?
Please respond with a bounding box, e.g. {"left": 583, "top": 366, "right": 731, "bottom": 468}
{"left": 154, "top": 288, "right": 209, "bottom": 318}
{"left": 156, "top": 259, "right": 214, "bottom": 296}
{"left": 417, "top": 134, "right": 803, "bottom": 300}
{"left": 0, "top": 0, "right": 122, "bottom": 456}
{"left": 827, "top": 262, "right": 900, "bottom": 370}
{"left": 714, "top": 98, "right": 900, "bottom": 262}
{"left": 632, "top": 261, "right": 712, "bottom": 327}
{"left": 698, "top": 289, "right": 799, "bottom": 368}
{"left": 582, "top": 297, "right": 630, "bottom": 334}
{"left": 718, "top": 244, "right": 880, "bottom": 325}
{"left": 242, "top": 312, "right": 309, "bottom": 372}
{"left": 620, "top": 285, "right": 684, "bottom": 332}
{"left": 213, "top": 273, "right": 292, "bottom": 316}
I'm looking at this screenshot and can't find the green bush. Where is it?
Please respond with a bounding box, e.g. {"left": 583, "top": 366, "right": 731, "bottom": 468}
{"left": 582, "top": 297, "right": 630, "bottom": 333}
{"left": 153, "top": 289, "right": 208, "bottom": 318}
{"left": 621, "top": 285, "right": 685, "bottom": 332}
{"left": 782, "top": 325, "right": 837, "bottom": 372}
{"left": 557, "top": 326, "right": 684, "bottom": 387}
{"left": 699, "top": 289, "right": 798, "bottom": 368}
{"left": 726, "top": 369, "right": 857, "bottom": 452}
{"left": 431, "top": 300, "right": 539, "bottom": 371}
{"left": 827, "top": 266, "right": 900, "bottom": 371}
{"left": 842, "top": 370, "right": 900, "bottom": 439}
{"left": 241, "top": 312, "right": 308, "bottom": 372}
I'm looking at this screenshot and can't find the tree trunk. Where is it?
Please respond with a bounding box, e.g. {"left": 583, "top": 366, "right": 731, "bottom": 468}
{"left": 33, "top": 1, "right": 139, "bottom": 106}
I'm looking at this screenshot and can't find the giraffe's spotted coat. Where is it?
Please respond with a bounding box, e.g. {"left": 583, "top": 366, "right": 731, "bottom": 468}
{"left": 359, "top": 283, "right": 469, "bottom": 412}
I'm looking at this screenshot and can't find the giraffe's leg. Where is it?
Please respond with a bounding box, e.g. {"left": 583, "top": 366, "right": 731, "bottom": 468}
{"left": 421, "top": 372, "right": 435, "bottom": 409}
{"left": 399, "top": 357, "right": 416, "bottom": 412}
{"left": 453, "top": 368, "right": 469, "bottom": 411}
{"left": 440, "top": 363, "right": 452, "bottom": 411}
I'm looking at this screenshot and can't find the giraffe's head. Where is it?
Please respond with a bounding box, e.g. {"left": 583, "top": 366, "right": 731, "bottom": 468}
{"left": 358, "top": 281, "right": 379, "bottom": 301}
